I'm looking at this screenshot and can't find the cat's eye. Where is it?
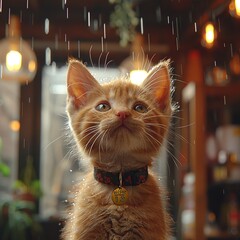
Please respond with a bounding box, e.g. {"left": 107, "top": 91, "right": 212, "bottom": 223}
{"left": 133, "top": 103, "right": 148, "bottom": 113}
{"left": 95, "top": 102, "right": 111, "bottom": 112}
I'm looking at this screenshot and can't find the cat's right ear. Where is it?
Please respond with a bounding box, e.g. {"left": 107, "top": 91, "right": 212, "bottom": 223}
{"left": 67, "top": 59, "right": 101, "bottom": 108}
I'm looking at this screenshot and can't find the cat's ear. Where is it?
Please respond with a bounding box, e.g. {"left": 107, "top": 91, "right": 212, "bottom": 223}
{"left": 142, "top": 60, "right": 171, "bottom": 110}
{"left": 67, "top": 59, "right": 101, "bottom": 108}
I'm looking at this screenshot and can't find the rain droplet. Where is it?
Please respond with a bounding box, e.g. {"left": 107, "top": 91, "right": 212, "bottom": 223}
{"left": 67, "top": 40, "right": 70, "bottom": 51}
{"left": 147, "top": 34, "right": 151, "bottom": 52}
{"left": 176, "top": 37, "right": 179, "bottom": 51}
{"left": 0, "top": 0, "right": 2, "bottom": 12}
{"left": 223, "top": 95, "right": 227, "bottom": 105}
{"left": 8, "top": 8, "right": 11, "bottom": 24}
{"left": 171, "top": 21, "right": 175, "bottom": 35}
{"left": 26, "top": 0, "right": 29, "bottom": 9}
{"left": 45, "top": 18, "right": 50, "bottom": 34}
{"left": 45, "top": 47, "right": 51, "bottom": 66}
{"left": 70, "top": 169, "right": 73, "bottom": 172}
{"left": 167, "top": 16, "right": 170, "bottom": 24}
{"left": 77, "top": 40, "right": 81, "bottom": 58}
{"left": 194, "top": 22, "right": 197, "bottom": 32}
{"left": 230, "top": 43, "right": 233, "bottom": 57}
{"left": 101, "top": 36, "right": 104, "bottom": 52}
{"left": 66, "top": 7, "right": 69, "bottom": 19}
{"left": 140, "top": 17, "right": 144, "bottom": 34}
{"left": 156, "top": 7, "right": 161, "bottom": 23}
{"left": 88, "top": 12, "right": 91, "bottom": 27}
{"left": 103, "top": 23, "right": 106, "bottom": 39}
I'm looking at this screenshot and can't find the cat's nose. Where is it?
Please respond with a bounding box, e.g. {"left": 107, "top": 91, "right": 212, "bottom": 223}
{"left": 116, "top": 111, "right": 130, "bottom": 120}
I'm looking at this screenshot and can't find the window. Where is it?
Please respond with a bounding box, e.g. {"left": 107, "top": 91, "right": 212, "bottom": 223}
{"left": 40, "top": 64, "right": 120, "bottom": 217}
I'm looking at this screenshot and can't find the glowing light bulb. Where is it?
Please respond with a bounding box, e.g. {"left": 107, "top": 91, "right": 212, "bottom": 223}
{"left": 235, "top": 0, "right": 240, "bottom": 15}
{"left": 205, "top": 23, "right": 215, "bottom": 44}
{"left": 130, "top": 70, "right": 147, "bottom": 85}
{"left": 229, "top": 0, "right": 240, "bottom": 17}
{"left": 6, "top": 50, "right": 22, "bottom": 71}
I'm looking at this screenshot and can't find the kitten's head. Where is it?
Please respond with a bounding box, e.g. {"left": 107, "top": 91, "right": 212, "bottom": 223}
{"left": 67, "top": 59, "right": 173, "bottom": 170}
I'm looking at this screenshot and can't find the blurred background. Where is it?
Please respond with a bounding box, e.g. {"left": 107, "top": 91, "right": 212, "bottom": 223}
{"left": 0, "top": 0, "right": 240, "bottom": 239}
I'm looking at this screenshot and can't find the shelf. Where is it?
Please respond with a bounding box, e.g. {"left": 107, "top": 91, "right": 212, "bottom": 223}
{"left": 207, "top": 232, "right": 240, "bottom": 240}
{"left": 205, "top": 82, "right": 240, "bottom": 97}
{"left": 209, "top": 179, "right": 240, "bottom": 189}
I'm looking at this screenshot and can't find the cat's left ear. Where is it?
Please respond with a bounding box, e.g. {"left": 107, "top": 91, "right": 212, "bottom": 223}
{"left": 142, "top": 60, "right": 171, "bottom": 110}
{"left": 67, "top": 59, "right": 101, "bottom": 108}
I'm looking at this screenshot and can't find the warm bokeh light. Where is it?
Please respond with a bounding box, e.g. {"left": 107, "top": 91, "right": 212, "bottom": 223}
{"left": 205, "top": 23, "right": 215, "bottom": 44}
{"left": 130, "top": 69, "right": 147, "bottom": 85}
{"left": 9, "top": 120, "right": 20, "bottom": 132}
{"left": 6, "top": 50, "right": 22, "bottom": 71}
{"left": 202, "top": 22, "right": 216, "bottom": 48}
{"left": 28, "top": 60, "right": 36, "bottom": 72}
{"left": 229, "top": 0, "right": 240, "bottom": 17}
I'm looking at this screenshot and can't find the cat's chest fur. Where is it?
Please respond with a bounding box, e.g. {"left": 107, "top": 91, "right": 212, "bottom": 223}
{"left": 64, "top": 173, "right": 170, "bottom": 240}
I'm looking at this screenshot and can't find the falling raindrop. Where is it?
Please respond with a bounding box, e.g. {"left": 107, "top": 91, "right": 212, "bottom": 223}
{"left": 66, "top": 7, "right": 69, "bottom": 19}
{"left": 45, "top": 47, "right": 51, "bottom": 66}
{"left": 0, "top": 0, "right": 2, "bottom": 12}
{"left": 67, "top": 40, "right": 70, "bottom": 51}
{"left": 103, "top": 23, "right": 106, "bottom": 39}
{"left": 101, "top": 37, "right": 104, "bottom": 52}
{"left": 175, "top": 17, "right": 179, "bottom": 38}
{"left": 167, "top": 16, "right": 170, "bottom": 24}
{"left": 171, "top": 21, "right": 175, "bottom": 35}
{"left": 45, "top": 18, "right": 50, "bottom": 34}
{"left": 230, "top": 43, "right": 233, "bottom": 57}
{"left": 140, "top": 17, "right": 144, "bottom": 34}
{"left": 194, "top": 22, "right": 197, "bottom": 32}
{"left": 147, "top": 34, "right": 151, "bottom": 52}
{"left": 88, "top": 12, "right": 91, "bottom": 27}
{"left": 77, "top": 40, "right": 81, "bottom": 58}
{"left": 70, "top": 169, "right": 73, "bottom": 172}
{"left": 223, "top": 95, "right": 227, "bottom": 105}
{"left": 156, "top": 7, "right": 162, "bottom": 23}
{"left": 62, "top": 0, "right": 65, "bottom": 10}
{"left": 8, "top": 8, "right": 11, "bottom": 24}
{"left": 26, "top": 0, "right": 29, "bottom": 9}
{"left": 176, "top": 37, "right": 179, "bottom": 51}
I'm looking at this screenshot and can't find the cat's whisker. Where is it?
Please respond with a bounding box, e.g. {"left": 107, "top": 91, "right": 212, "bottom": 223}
{"left": 44, "top": 134, "right": 65, "bottom": 151}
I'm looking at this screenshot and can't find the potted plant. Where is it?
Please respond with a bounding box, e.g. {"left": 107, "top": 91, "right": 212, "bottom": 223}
{"left": 0, "top": 155, "right": 43, "bottom": 240}
{"left": 12, "top": 155, "right": 42, "bottom": 202}
{"left": 0, "top": 199, "right": 42, "bottom": 240}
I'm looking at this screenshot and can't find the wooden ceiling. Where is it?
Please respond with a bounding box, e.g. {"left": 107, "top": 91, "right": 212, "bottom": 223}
{"left": 0, "top": 0, "right": 238, "bottom": 65}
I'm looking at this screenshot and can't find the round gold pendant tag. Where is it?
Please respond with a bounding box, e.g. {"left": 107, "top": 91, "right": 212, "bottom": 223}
{"left": 112, "top": 187, "right": 128, "bottom": 205}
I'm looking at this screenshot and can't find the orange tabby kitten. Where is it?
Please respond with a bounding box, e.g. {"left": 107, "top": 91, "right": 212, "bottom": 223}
{"left": 62, "top": 59, "right": 173, "bottom": 240}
